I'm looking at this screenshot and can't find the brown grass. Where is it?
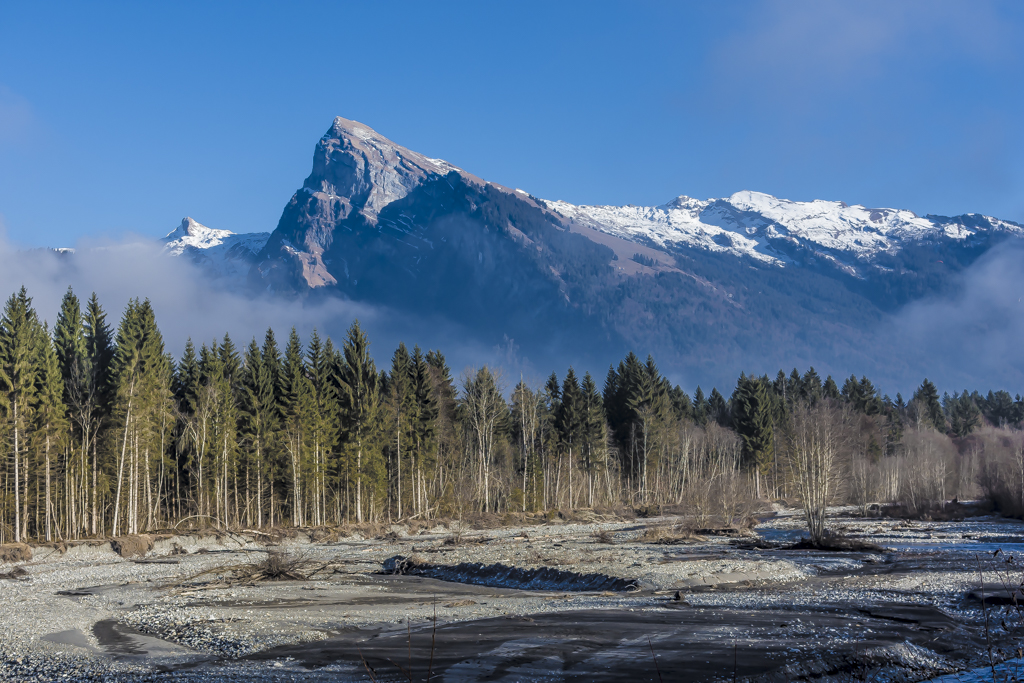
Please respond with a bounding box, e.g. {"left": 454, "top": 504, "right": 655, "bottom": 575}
{"left": 639, "top": 524, "right": 703, "bottom": 545}
{"left": 0, "top": 543, "right": 32, "bottom": 563}
{"left": 110, "top": 534, "right": 154, "bottom": 558}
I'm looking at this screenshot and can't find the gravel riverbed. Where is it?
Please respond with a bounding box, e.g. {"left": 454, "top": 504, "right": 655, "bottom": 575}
{"left": 1, "top": 508, "right": 1021, "bottom": 681}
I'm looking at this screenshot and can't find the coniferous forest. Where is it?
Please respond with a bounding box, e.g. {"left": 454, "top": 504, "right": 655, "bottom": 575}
{"left": 2, "top": 284, "right": 1023, "bottom": 544}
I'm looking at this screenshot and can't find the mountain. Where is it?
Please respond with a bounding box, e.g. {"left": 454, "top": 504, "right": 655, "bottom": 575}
{"left": 172, "top": 117, "right": 1024, "bottom": 389}
{"left": 163, "top": 217, "right": 270, "bottom": 280}
{"left": 544, "top": 192, "right": 1020, "bottom": 275}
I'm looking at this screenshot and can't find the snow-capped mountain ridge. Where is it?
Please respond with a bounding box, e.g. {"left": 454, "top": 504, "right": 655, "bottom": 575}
{"left": 163, "top": 217, "right": 240, "bottom": 253}
{"left": 160, "top": 116, "right": 1024, "bottom": 389}
{"left": 541, "top": 190, "right": 1021, "bottom": 273}
{"left": 162, "top": 217, "right": 270, "bottom": 280}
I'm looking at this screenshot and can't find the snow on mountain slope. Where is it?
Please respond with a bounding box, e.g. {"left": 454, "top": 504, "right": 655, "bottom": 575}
{"left": 544, "top": 195, "right": 786, "bottom": 266}
{"left": 543, "top": 191, "right": 1023, "bottom": 272}
{"left": 163, "top": 217, "right": 270, "bottom": 279}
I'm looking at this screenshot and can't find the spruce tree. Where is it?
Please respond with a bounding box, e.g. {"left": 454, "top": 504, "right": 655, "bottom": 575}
{"left": 82, "top": 292, "right": 113, "bottom": 535}
{"left": 555, "top": 368, "right": 583, "bottom": 509}
{"left": 409, "top": 346, "right": 436, "bottom": 518}
{"left": 708, "top": 388, "right": 729, "bottom": 426}
{"left": 692, "top": 386, "right": 708, "bottom": 426}
{"left": 280, "top": 328, "right": 313, "bottom": 526}
{"left": 34, "top": 324, "right": 67, "bottom": 541}
{"left": 731, "top": 374, "right": 775, "bottom": 491}
{"left": 913, "top": 379, "right": 946, "bottom": 432}
{"left": 385, "top": 343, "right": 416, "bottom": 519}
{"left": 306, "top": 330, "right": 338, "bottom": 525}
{"left": 0, "top": 287, "right": 42, "bottom": 542}
{"left": 801, "top": 367, "right": 822, "bottom": 404}
{"left": 336, "top": 321, "right": 382, "bottom": 523}
{"left": 580, "top": 371, "right": 607, "bottom": 508}
{"left": 822, "top": 375, "right": 840, "bottom": 400}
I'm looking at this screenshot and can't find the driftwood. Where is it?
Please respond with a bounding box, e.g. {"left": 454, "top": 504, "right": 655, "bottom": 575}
{"left": 163, "top": 550, "right": 346, "bottom": 593}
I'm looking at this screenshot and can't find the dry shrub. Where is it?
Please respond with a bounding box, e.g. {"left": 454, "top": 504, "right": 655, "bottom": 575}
{"left": 0, "top": 543, "right": 32, "bottom": 563}
{"left": 307, "top": 527, "right": 341, "bottom": 543}
{"left": 110, "top": 535, "right": 154, "bottom": 558}
{"left": 444, "top": 599, "right": 477, "bottom": 608}
{"left": 250, "top": 550, "right": 315, "bottom": 580}
{"left": 171, "top": 550, "right": 335, "bottom": 590}
{"left": 634, "top": 505, "right": 662, "bottom": 519}
{"left": 639, "top": 523, "right": 701, "bottom": 545}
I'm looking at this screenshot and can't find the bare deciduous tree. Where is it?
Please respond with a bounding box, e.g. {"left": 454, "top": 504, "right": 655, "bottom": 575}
{"left": 787, "top": 402, "right": 848, "bottom": 544}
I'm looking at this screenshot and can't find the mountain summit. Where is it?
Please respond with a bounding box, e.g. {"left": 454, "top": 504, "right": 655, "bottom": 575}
{"left": 163, "top": 217, "right": 269, "bottom": 280}
{"left": 174, "top": 118, "right": 1024, "bottom": 387}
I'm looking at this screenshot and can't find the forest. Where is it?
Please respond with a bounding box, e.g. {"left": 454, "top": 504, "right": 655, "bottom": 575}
{"left": 1, "top": 285, "right": 1022, "bottom": 545}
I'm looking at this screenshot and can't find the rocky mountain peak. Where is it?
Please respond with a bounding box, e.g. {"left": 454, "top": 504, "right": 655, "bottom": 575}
{"left": 304, "top": 117, "right": 462, "bottom": 224}
{"left": 163, "top": 217, "right": 235, "bottom": 251}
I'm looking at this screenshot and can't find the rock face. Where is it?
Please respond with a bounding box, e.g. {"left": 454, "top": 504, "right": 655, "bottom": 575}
{"left": 216, "top": 117, "right": 1024, "bottom": 387}
{"left": 163, "top": 217, "right": 269, "bottom": 281}
{"left": 252, "top": 117, "right": 471, "bottom": 290}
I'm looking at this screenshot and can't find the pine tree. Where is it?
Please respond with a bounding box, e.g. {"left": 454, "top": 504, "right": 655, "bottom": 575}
{"left": 109, "top": 299, "right": 171, "bottom": 535}
{"left": 947, "top": 390, "right": 981, "bottom": 437}
{"left": 408, "top": 346, "right": 435, "bottom": 519}
{"left": 259, "top": 328, "right": 284, "bottom": 525}
{"left": 731, "top": 374, "right": 775, "bottom": 494}
{"left": 580, "top": 371, "right": 607, "bottom": 508}
{"left": 707, "top": 388, "right": 729, "bottom": 427}
{"left": 53, "top": 287, "right": 92, "bottom": 537}
{"left": 33, "top": 324, "right": 67, "bottom": 541}
{"left": 239, "top": 336, "right": 278, "bottom": 526}
{"left": 555, "top": 368, "right": 583, "bottom": 509}
{"left": 423, "top": 349, "right": 457, "bottom": 514}
{"left": 336, "top": 321, "right": 382, "bottom": 523}
{"left": 384, "top": 343, "right": 416, "bottom": 519}
{"left": 801, "top": 367, "right": 822, "bottom": 404}
{"left": 692, "top": 386, "right": 708, "bottom": 426}
{"left": 306, "top": 330, "right": 338, "bottom": 526}
{"left": 82, "top": 292, "right": 113, "bottom": 535}
{"left": 913, "top": 379, "right": 946, "bottom": 433}
{"left": 822, "top": 376, "right": 840, "bottom": 401}
{"left": 0, "top": 287, "right": 42, "bottom": 542}
{"left": 280, "top": 328, "right": 313, "bottom": 526}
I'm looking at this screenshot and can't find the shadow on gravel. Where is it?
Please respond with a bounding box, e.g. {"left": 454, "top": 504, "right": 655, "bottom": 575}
{"left": 381, "top": 555, "right": 640, "bottom": 592}
{"left": 92, "top": 620, "right": 192, "bottom": 659}
{"left": 244, "top": 605, "right": 978, "bottom": 682}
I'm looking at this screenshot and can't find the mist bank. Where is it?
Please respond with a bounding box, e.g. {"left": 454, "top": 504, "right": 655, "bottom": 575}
{"left": 0, "top": 235, "right": 514, "bottom": 380}
{"left": 0, "top": 231, "right": 1021, "bottom": 398}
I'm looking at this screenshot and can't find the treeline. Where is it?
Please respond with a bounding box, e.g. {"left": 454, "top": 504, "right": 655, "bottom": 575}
{"left": 1, "top": 285, "right": 1022, "bottom": 543}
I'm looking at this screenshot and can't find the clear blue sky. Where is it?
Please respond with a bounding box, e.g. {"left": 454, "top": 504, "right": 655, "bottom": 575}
{"left": 1, "top": 1, "right": 1022, "bottom": 247}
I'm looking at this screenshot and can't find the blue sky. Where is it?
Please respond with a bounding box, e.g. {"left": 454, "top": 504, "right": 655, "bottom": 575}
{"left": 1, "top": 1, "right": 1022, "bottom": 247}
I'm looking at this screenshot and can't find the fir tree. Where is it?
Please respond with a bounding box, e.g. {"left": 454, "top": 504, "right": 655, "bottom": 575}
{"left": 913, "top": 378, "right": 946, "bottom": 433}
{"left": 280, "top": 328, "right": 313, "bottom": 526}
{"left": 692, "top": 386, "right": 708, "bottom": 426}
{"left": 822, "top": 375, "right": 840, "bottom": 400}
{"left": 0, "top": 287, "right": 42, "bottom": 542}
{"left": 34, "top": 324, "right": 67, "bottom": 541}
{"left": 336, "top": 321, "right": 382, "bottom": 523}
